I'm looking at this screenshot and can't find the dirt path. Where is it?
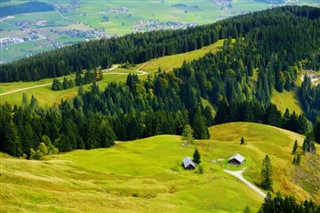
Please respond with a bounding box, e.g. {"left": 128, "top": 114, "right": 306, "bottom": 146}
{"left": 224, "top": 168, "right": 266, "bottom": 198}
{"left": 0, "top": 65, "right": 122, "bottom": 96}
{"left": 0, "top": 83, "right": 52, "bottom": 96}
{"left": 0, "top": 64, "right": 147, "bottom": 96}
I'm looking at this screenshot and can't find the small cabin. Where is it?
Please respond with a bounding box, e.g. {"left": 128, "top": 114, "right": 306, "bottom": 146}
{"left": 228, "top": 153, "right": 245, "bottom": 166}
{"left": 182, "top": 156, "right": 196, "bottom": 170}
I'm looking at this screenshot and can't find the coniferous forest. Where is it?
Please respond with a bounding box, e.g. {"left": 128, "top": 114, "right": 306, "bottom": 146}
{"left": 0, "top": 6, "right": 320, "bottom": 158}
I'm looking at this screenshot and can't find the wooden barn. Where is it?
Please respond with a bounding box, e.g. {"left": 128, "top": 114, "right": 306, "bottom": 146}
{"left": 228, "top": 153, "right": 245, "bottom": 166}
{"left": 182, "top": 157, "right": 196, "bottom": 170}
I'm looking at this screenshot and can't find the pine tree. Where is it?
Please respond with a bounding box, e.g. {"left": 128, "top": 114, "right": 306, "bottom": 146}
{"left": 313, "top": 116, "right": 320, "bottom": 144}
{"left": 191, "top": 106, "right": 209, "bottom": 139}
{"left": 193, "top": 148, "right": 201, "bottom": 164}
{"left": 240, "top": 137, "right": 245, "bottom": 145}
{"left": 181, "top": 124, "right": 194, "bottom": 145}
{"left": 38, "top": 142, "right": 48, "bottom": 155}
{"left": 292, "top": 157, "right": 296, "bottom": 165}
{"left": 4, "top": 120, "right": 23, "bottom": 157}
{"left": 261, "top": 155, "right": 273, "bottom": 190}
{"left": 292, "top": 140, "right": 298, "bottom": 154}
{"left": 243, "top": 205, "right": 251, "bottom": 213}
{"left": 303, "top": 133, "right": 316, "bottom": 154}
{"left": 22, "top": 93, "right": 29, "bottom": 106}
{"left": 296, "top": 154, "right": 301, "bottom": 165}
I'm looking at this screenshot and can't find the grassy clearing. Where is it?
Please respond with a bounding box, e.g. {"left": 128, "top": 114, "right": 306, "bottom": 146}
{"left": 271, "top": 89, "right": 303, "bottom": 115}
{"left": 136, "top": 39, "right": 224, "bottom": 73}
{"left": 0, "top": 68, "right": 141, "bottom": 106}
{"left": 1, "top": 122, "right": 319, "bottom": 212}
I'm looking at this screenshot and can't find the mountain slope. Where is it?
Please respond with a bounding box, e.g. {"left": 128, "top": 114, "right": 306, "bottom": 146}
{"left": 1, "top": 122, "right": 319, "bottom": 212}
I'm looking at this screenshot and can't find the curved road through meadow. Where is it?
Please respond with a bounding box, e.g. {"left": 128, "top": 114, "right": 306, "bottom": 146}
{"left": 224, "top": 168, "right": 266, "bottom": 198}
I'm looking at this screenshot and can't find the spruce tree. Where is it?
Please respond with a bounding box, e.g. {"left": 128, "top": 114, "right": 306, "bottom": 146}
{"left": 292, "top": 140, "right": 298, "bottom": 154}
{"left": 261, "top": 155, "right": 273, "bottom": 190}
{"left": 240, "top": 137, "right": 245, "bottom": 145}
{"left": 193, "top": 148, "right": 201, "bottom": 164}
{"left": 181, "top": 124, "right": 194, "bottom": 145}
{"left": 191, "top": 106, "right": 209, "bottom": 139}
{"left": 4, "top": 120, "right": 23, "bottom": 157}
{"left": 243, "top": 205, "right": 251, "bottom": 213}
{"left": 303, "top": 133, "right": 316, "bottom": 154}
{"left": 313, "top": 116, "right": 320, "bottom": 144}
{"left": 296, "top": 154, "right": 301, "bottom": 165}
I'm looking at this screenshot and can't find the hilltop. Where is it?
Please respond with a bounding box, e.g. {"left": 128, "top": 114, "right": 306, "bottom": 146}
{"left": 1, "top": 122, "right": 319, "bottom": 212}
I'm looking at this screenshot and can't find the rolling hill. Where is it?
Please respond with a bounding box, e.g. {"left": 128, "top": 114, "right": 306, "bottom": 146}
{"left": 0, "top": 39, "right": 224, "bottom": 107}
{"left": 1, "top": 122, "right": 319, "bottom": 212}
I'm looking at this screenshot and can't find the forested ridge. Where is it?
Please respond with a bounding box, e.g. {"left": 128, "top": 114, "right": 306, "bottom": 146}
{"left": 1, "top": 6, "right": 319, "bottom": 82}
{"left": 1, "top": 6, "right": 320, "bottom": 158}
{"left": 0, "top": 2, "right": 54, "bottom": 18}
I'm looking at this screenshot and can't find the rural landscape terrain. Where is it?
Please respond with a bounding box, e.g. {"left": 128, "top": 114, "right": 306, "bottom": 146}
{"left": 1, "top": 0, "right": 319, "bottom": 63}
{"left": 1, "top": 2, "right": 320, "bottom": 213}
{"left": 1, "top": 123, "right": 319, "bottom": 212}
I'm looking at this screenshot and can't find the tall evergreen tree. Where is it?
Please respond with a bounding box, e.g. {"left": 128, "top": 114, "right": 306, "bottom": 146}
{"left": 261, "top": 155, "right": 273, "bottom": 190}
{"left": 240, "top": 137, "right": 245, "bottom": 145}
{"left": 4, "top": 120, "right": 23, "bottom": 157}
{"left": 193, "top": 148, "right": 201, "bottom": 164}
{"left": 313, "top": 116, "right": 320, "bottom": 144}
{"left": 302, "top": 133, "right": 316, "bottom": 154}
{"left": 292, "top": 140, "right": 298, "bottom": 154}
{"left": 181, "top": 124, "right": 194, "bottom": 145}
{"left": 191, "top": 106, "right": 209, "bottom": 139}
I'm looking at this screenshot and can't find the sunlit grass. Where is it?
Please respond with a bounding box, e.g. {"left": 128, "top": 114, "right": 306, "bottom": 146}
{"left": 1, "top": 122, "right": 319, "bottom": 212}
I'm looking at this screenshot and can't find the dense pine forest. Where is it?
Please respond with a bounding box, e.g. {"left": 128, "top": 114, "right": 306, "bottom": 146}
{"left": 0, "top": 6, "right": 320, "bottom": 158}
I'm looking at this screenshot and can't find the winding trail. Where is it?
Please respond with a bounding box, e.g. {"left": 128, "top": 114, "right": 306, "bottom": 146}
{"left": 224, "top": 168, "right": 266, "bottom": 198}
{"left": 0, "top": 64, "right": 148, "bottom": 97}
{"left": 0, "top": 83, "right": 52, "bottom": 96}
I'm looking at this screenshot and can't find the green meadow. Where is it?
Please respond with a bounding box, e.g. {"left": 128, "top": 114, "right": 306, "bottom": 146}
{"left": 136, "top": 39, "right": 224, "bottom": 73}
{"left": 271, "top": 89, "right": 303, "bottom": 115}
{"left": 1, "top": 122, "right": 319, "bottom": 212}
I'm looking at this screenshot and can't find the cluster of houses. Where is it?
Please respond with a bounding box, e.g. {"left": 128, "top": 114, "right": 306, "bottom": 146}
{"left": 54, "top": 1, "right": 80, "bottom": 14}
{"left": 49, "top": 28, "right": 109, "bottom": 39}
{"left": 132, "top": 19, "right": 197, "bottom": 31}
{"left": 182, "top": 153, "right": 245, "bottom": 170}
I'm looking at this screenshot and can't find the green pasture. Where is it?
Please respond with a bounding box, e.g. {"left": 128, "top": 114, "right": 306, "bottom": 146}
{"left": 1, "top": 122, "right": 319, "bottom": 212}
{"left": 0, "top": 67, "right": 145, "bottom": 106}
{"left": 137, "top": 39, "right": 224, "bottom": 73}
{"left": 271, "top": 89, "right": 303, "bottom": 115}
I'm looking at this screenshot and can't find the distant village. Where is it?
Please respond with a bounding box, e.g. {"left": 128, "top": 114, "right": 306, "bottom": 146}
{"left": 50, "top": 28, "right": 110, "bottom": 39}
{"left": 54, "top": 0, "right": 81, "bottom": 14}
{"left": 133, "top": 19, "right": 198, "bottom": 31}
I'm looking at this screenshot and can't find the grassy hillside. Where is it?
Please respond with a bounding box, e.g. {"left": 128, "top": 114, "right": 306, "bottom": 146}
{"left": 0, "top": 68, "right": 142, "bottom": 106}
{"left": 1, "top": 122, "right": 319, "bottom": 212}
{"left": 209, "top": 123, "right": 320, "bottom": 201}
{"left": 271, "top": 89, "right": 303, "bottom": 115}
{"left": 136, "top": 39, "right": 224, "bottom": 73}
{"left": 0, "top": 40, "right": 224, "bottom": 107}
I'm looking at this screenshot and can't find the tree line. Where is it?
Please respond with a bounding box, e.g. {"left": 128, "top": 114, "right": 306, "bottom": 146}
{"left": 257, "top": 193, "right": 320, "bottom": 213}
{"left": 52, "top": 69, "right": 103, "bottom": 91}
